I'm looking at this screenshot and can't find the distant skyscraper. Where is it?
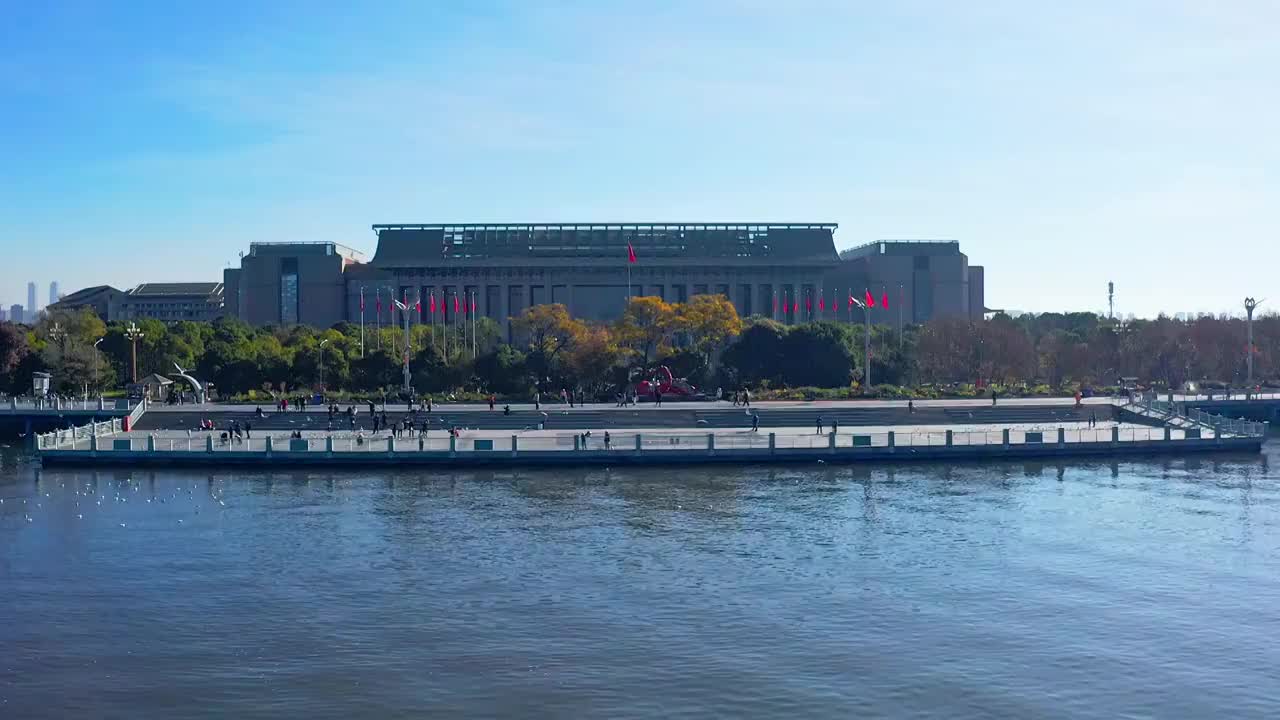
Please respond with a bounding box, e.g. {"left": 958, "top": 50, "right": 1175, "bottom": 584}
{"left": 9, "top": 304, "right": 23, "bottom": 324}
{"left": 27, "top": 282, "right": 37, "bottom": 316}
{"left": 0, "top": 306, "right": 7, "bottom": 322}
{"left": 49, "top": 281, "right": 60, "bottom": 305}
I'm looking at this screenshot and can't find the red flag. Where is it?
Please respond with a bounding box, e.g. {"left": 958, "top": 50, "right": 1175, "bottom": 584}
{"left": 415, "top": 296, "right": 421, "bottom": 315}
{"left": 359, "top": 288, "right": 365, "bottom": 312}
{"left": 376, "top": 291, "right": 382, "bottom": 314}
{"left": 453, "top": 294, "right": 460, "bottom": 313}
{"left": 865, "top": 289, "right": 875, "bottom": 308}
{"left": 470, "top": 297, "right": 477, "bottom": 314}
{"left": 819, "top": 295, "right": 825, "bottom": 312}
{"left": 848, "top": 293, "right": 855, "bottom": 308}
{"left": 881, "top": 291, "right": 889, "bottom": 309}
{"left": 772, "top": 294, "right": 778, "bottom": 314}
{"left": 627, "top": 243, "right": 637, "bottom": 263}
{"left": 429, "top": 293, "right": 436, "bottom": 313}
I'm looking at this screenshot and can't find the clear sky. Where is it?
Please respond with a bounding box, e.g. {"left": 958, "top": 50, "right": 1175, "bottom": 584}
{"left": 2, "top": 1, "right": 1276, "bottom": 318}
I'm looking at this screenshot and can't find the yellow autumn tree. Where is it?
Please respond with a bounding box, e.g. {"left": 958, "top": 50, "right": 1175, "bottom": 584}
{"left": 616, "top": 296, "right": 677, "bottom": 366}
{"left": 510, "top": 303, "right": 586, "bottom": 380}
{"left": 676, "top": 293, "right": 743, "bottom": 361}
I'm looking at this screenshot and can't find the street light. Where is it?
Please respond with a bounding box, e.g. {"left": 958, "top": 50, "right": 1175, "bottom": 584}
{"left": 125, "top": 322, "right": 144, "bottom": 383}
{"left": 318, "top": 338, "right": 330, "bottom": 390}
{"left": 93, "top": 338, "right": 103, "bottom": 396}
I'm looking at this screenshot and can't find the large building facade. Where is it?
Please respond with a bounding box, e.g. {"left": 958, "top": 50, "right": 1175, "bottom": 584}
{"left": 223, "top": 223, "right": 987, "bottom": 334}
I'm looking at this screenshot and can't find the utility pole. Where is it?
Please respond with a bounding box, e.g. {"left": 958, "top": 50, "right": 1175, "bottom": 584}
{"left": 1108, "top": 281, "right": 1115, "bottom": 320}
{"left": 125, "top": 322, "right": 144, "bottom": 383}
{"left": 359, "top": 287, "right": 365, "bottom": 358}
{"left": 93, "top": 338, "right": 103, "bottom": 395}
{"left": 1245, "top": 297, "right": 1262, "bottom": 387}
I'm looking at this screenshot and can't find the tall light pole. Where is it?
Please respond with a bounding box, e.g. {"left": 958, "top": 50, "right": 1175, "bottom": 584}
{"left": 394, "top": 298, "right": 411, "bottom": 393}
{"left": 93, "top": 338, "right": 103, "bottom": 396}
{"left": 318, "top": 338, "right": 330, "bottom": 390}
{"left": 1245, "top": 297, "right": 1262, "bottom": 387}
{"left": 852, "top": 298, "right": 871, "bottom": 390}
{"left": 125, "top": 322, "right": 144, "bottom": 383}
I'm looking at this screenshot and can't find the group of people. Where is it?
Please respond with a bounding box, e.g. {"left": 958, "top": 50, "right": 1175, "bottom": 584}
{"left": 716, "top": 388, "right": 752, "bottom": 406}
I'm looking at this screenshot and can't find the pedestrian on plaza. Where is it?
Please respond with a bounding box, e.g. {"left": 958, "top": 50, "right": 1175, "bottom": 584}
{"left": 908, "top": 399, "right": 915, "bottom": 414}
{"left": 300, "top": 396, "right": 307, "bottom": 412}
{"left": 427, "top": 396, "right": 434, "bottom": 413}
{"left": 831, "top": 418, "right": 838, "bottom": 435}
{"left": 489, "top": 394, "right": 496, "bottom": 411}
{"left": 561, "top": 388, "right": 568, "bottom": 404}
{"left": 655, "top": 389, "right": 663, "bottom": 407}
{"left": 991, "top": 391, "right": 998, "bottom": 406}
{"left": 503, "top": 404, "right": 512, "bottom": 416}
{"left": 732, "top": 391, "right": 739, "bottom": 406}
{"left": 535, "top": 392, "right": 541, "bottom": 411}
{"left": 244, "top": 421, "right": 252, "bottom": 439}
{"left": 604, "top": 431, "right": 612, "bottom": 450}
{"left": 751, "top": 413, "right": 760, "bottom": 432}
{"left": 815, "top": 415, "right": 824, "bottom": 435}
{"left": 742, "top": 389, "right": 751, "bottom": 407}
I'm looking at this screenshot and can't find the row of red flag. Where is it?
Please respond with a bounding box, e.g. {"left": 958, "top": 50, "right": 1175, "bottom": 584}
{"left": 774, "top": 289, "right": 888, "bottom": 314}
{"left": 360, "top": 290, "right": 476, "bottom": 315}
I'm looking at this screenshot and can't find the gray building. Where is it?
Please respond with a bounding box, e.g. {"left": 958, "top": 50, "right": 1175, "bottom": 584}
{"left": 49, "top": 281, "right": 60, "bottom": 306}
{"left": 27, "top": 282, "right": 37, "bottom": 317}
{"left": 833, "top": 240, "right": 986, "bottom": 324}
{"left": 118, "top": 283, "right": 225, "bottom": 322}
{"left": 9, "top": 304, "right": 24, "bottom": 324}
{"left": 223, "top": 242, "right": 365, "bottom": 327}
{"left": 224, "top": 223, "right": 988, "bottom": 333}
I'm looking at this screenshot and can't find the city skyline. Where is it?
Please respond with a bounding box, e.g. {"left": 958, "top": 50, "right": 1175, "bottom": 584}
{"left": 2, "top": 2, "right": 1278, "bottom": 318}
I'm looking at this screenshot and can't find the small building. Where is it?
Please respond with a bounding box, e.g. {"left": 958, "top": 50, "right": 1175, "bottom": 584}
{"left": 47, "top": 285, "right": 126, "bottom": 323}
{"left": 129, "top": 373, "right": 174, "bottom": 401}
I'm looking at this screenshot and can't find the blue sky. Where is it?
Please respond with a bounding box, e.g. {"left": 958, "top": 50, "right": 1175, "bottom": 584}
{"left": 2, "top": 0, "right": 1277, "bottom": 318}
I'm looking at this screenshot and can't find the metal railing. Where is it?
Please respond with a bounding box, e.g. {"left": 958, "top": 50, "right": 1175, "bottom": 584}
{"left": 37, "top": 421, "right": 1263, "bottom": 460}
{"left": 1126, "top": 397, "right": 1267, "bottom": 438}
{"left": 2, "top": 396, "right": 133, "bottom": 413}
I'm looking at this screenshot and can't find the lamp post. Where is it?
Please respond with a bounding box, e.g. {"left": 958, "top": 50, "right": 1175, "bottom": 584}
{"left": 1245, "top": 297, "right": 1263, "bottom": 387}
{"left": 125, "top": 322, "right": 144, "bottom": 383}
{"left": 394, "top": 298, "right": 412, "bottom": 393}
{"left": 93, "top": 337, "right": 103, "bottom": 395}
{"left": 318, "top": 338, "right": 330, "bottom": 390}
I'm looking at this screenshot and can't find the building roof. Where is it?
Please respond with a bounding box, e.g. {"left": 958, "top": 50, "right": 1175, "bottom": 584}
{"left": 50, "top": 285, "right": 122, "bottom": 305}
{"left": 839, "top": 240, "right": 962, "bottom": 261}
{"left": 136, "top": 373, "right": 173, "bottom": 386}
{"left": 128, "top": 283, "right": 224, "bottom": 298}
{"left": 370, "top": 223, "right": 841, "bottom": 267}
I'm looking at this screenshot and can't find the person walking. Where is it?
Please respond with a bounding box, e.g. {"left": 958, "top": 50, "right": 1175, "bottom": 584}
{"left": 655, "top": 389, "right": 663, "bottom": 407}
{"left": 732, "top": 391, "right": 739, "bottom": 407}
{"left": 489, "top": 394, "right": 496, "bottom": 411}
{"left": 604, "top": 431, "right": 612, "bottom": 450}
{"left": 742, "top": 388, "right": 751, "bottom": 407}
{"left": 751, "top": 412, "right": 760, "bottom": 432}
{"left": 815, "top": 415, "right": 824, "bottom": 435}
{"left": 244, "top": 421, "right": 252, "bottom": 440}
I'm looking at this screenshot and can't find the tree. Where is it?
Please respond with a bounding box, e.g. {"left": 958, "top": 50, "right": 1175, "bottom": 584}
{"left": 616, "top": 296, "right": 676, "bottom": 367}
{"left": 720, "top": 319, "right": 786, "bottom": 387}
{"left": 781, "top": 322, "right": 856, "bottom": 387}
{"left": 563, "top": 324, "right": 626, "bottom": 395}
{"left": 676, "top": 294, "right": 743, "bottom": 362}
{"left": 0, "top": 323, "right": 30, "bottom": 393}
{"left": 511, "top": 304, "right": 584, "bottom": 384}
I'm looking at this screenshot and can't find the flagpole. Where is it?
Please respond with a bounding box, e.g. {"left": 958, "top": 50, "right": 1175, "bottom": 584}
{"left": 375, "top": 288, "right": 382, "bottom": 351}
{"left": 359, "top": 286, "right": 365, "bottom": 358}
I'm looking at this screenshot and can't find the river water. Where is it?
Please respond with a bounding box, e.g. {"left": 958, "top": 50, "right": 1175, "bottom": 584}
{"left": 2, "top": 441, "right": 1278, "bottom": 719}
